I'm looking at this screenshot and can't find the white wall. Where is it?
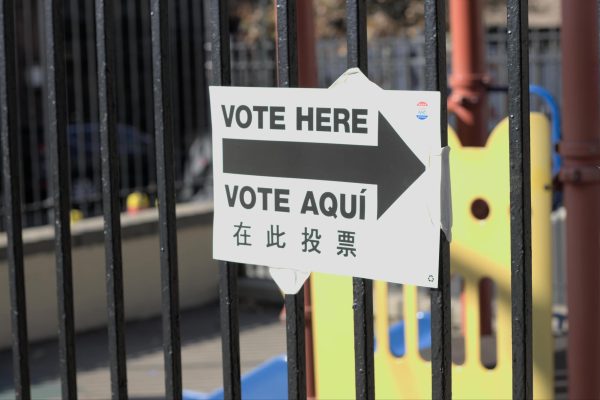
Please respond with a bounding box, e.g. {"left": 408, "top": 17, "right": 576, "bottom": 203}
{"left": 0, "top": 202, "right": 218, "bottom": 349}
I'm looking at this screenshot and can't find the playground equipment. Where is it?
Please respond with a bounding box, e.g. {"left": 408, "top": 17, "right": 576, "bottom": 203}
{"left": 182, "top": 112, "right": 554, "bottom": 399}
{"left": 183, "top": 356, "right": 288, "bottom": 400}
{"left": 311, "top": 113, "right": 553, "bottom": 399}
{"left": 183, "top": 313, "right": 432, "bottom": 400}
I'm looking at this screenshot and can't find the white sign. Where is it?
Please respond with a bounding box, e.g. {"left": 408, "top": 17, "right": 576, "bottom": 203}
{"left": 210, "top": 69, "right": 448, "bottom": 288}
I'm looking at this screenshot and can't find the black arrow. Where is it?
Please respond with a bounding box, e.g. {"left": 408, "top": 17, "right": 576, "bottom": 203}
{"left": 222, "top": 112, "right": 425, "bottom": 219}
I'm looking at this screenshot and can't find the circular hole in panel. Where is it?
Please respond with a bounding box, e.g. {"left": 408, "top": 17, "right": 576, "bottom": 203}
{"left": 471, "top": 198, "right": 490, "bottom": 220}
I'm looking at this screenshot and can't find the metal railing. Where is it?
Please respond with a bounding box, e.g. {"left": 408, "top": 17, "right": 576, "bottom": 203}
{"left": 2, "top": 0, "right": 211, "bottom": 230}
{"left": 3, "top": 0, "right": 534, "bottom": 399}
{"left": 1, "top": 0, "right": 560, "bottom": 231}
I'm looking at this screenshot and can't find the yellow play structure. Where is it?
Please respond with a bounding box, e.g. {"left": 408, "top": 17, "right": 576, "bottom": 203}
{"left": 311, "top": 113, "right": 554, "bottom": 399}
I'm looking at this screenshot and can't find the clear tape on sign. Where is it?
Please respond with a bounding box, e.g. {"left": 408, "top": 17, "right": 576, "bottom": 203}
{"left": 328, "top": 67, "right": 380, "bottom": 92}
{"left": 440, "top": 146, "right": 453, "bottom": 241}
{"left": 428, "top": 146, "right": 453, "bottom": 242}
{"left": 269, "top": 267, "right": 310, "bottom": 295}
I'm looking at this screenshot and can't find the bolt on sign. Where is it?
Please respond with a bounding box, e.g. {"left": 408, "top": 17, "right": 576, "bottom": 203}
{"left": 210, "top": 69, "right": 451, "bottom": 289}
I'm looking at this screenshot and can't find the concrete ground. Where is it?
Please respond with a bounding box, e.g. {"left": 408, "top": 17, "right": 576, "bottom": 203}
{"left": 0, "top": 286, "right": 568, "bottom": 400}
{"left": 0, "top": 300, "right": 286, "bottom": 400}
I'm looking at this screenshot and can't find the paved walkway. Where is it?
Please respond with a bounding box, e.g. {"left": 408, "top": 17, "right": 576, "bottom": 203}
{"left": 0, "top": 298, "right": 568, "bottom": 399}
{"left": 0, "top": 302, "right": 286, "bottom": 400}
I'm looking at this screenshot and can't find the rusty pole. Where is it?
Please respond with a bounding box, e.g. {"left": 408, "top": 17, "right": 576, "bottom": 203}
{"left": 448, "top": 0, "right": 493, "bottom": 337}
{"left": 297, "top": 0, "right": 318, "bottom": 87}
{"left": 448, "top": 0, "right": 488, "bottom": 146}
{"left": 560, "top": 1, "right": 600, "bottom": 398}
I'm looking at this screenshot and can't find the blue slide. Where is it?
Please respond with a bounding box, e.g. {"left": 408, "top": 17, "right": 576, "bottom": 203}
{"left": 184, "top": 313, "right": 431, "bottom": 400}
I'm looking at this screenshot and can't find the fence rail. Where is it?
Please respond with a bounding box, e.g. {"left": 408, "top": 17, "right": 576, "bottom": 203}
{"left": 43, "top": 0, "right": 78, "bottom": 397}
{"left": 3, "top": 1, "right": 537, "bottom": 399}
{"left": 209, "top": 2, "right": 242, "bottom": 399}
{"left": 0, "top": 0, "right": 29, "bottom": 397}
{"left": 424, "top": 0, "right": 452, "bottom": 397}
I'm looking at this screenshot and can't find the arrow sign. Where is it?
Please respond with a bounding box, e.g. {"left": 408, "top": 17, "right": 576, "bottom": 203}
{"left": 210, "top": 69, "right": 444, "bottom": 289}
{"left": 223, "top": 112, "right": 425, "bottom": 219}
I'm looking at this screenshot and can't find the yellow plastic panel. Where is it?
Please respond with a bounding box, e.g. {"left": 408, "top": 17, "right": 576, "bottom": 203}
{"left": 447, "top": 113, "right": 553, "bottom": 399}
{"left": 311, "top": 273, "right": 356, "bottom": 399}
{"left": 311, "top": 113, "right": 553, "bottom": 399}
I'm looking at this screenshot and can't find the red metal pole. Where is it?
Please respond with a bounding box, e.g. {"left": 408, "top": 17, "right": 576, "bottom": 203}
{"left": 449, "top": 0, "right": 493, "bottom": 337}
{"left": 448, "top": 0, "right": 488, "bottom": 147}
{"left": 560, "top": 1, "right": 600, "bottom": 398}
{"left": 297, "top": 0, "right": 318, "bottom": 88}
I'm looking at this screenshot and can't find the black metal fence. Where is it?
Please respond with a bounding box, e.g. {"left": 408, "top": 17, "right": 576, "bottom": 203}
{"left": 4, "top": 0, "right": 211, "bottom": 229}
{"left": 2, "top": 0, "right": 533, "bottom": 399}
{"left": 2, "top": 0, "right": 560, "bottom": 231}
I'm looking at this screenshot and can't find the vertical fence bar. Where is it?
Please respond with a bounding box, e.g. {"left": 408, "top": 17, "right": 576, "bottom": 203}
{"left": 20, "top": 0, "right": 43, "bottom": 227}
{"left": 125, "top": 0, "right": 143, "bottom": 191}
{"left": 167, "top": 1, "right": 182, "bottom": 182}
{"left": 276, "top": 0, "right": 298, "bottom": 88}
{"left": 507, "top": 0, "right": 533, "bottom": 398}
{"left": 139, "top": 0, "right": 156, "bottom": 189}
{"left": 424, "top": 0, "right": 452, "bottom": 398}
{"left": 346, "top": 2, "right": 374, "bottom": 399}
{"left": 351, "top": 278, "right": 374, "bottom": 400}
{"left": 210, "top": 0, "right": 231, "bottom": 87}
{"left": 66, "top": 0, "right": 87, "bottom": 213}
{"left": 218, "top": 263, "right": 241, "bottom": 400}
{"left": 177, "top": 0, "right": 194, "bottom": 165}
{"left": 0, "top": 0, "right": 31, "bottom": 398}
{"left": 95, "top": 0, "right": 128, "bottom": 398}
{"left": 83, "top": 0, "right": 101, "bottom": 216}
{"left": 192, "top": 1, "right": 208, "bottom": 130}
{"left": 150, "top": 0, "right": 182, "bottom": 398}
{"left": 296, "top": 5, "right": 318, "bottom": 395}
{"left": 43, "top": 0, "right": 78, "bottom": 397}
{"left": 114, "top": 2, "right": 130, "bottom": 193}
{"left": 275, "top": 3, "right": 307, "bottom": 398}
{"left": 210, "top": 2, "right": 241, "bottom": 398}
{"left": 285, "top": 292, "right": 306, "bottom": 400}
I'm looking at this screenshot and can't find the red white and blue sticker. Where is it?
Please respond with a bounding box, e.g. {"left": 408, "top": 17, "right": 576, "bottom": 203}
{"left": 417, "top": 101, "right": 429, "bottom": 120}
